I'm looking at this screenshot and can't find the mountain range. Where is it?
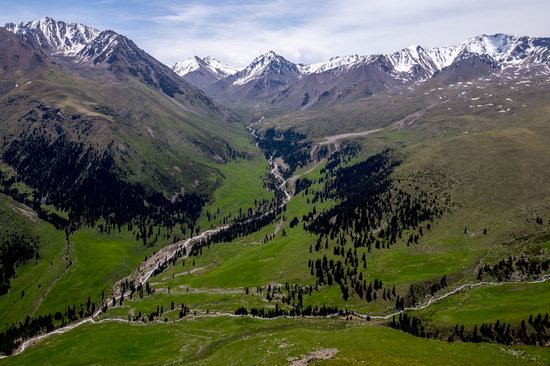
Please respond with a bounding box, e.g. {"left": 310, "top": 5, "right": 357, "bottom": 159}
{"left": 173, "top": 34, "right": 550, "bottom": 113}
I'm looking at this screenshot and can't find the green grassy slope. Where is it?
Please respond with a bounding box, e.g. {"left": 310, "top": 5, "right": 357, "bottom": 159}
{"left": 0, "top": 194, "right": 65, "bottom": 330}
{"left": 415, "top": 280, "right": 550, "bottom": 327}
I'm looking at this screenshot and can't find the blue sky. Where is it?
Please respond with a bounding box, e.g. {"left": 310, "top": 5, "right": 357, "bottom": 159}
{"left": 1, "top": 0, "right": 549, "bottom": 67}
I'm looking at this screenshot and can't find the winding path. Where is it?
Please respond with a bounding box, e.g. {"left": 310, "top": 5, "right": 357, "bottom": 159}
{"left": 10, "top": 274, "right": 550, "bottom": 356}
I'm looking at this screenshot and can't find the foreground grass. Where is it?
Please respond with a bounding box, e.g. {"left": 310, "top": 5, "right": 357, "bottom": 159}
{"left": 3, "top": 317, "right": 548, "bottom": 365}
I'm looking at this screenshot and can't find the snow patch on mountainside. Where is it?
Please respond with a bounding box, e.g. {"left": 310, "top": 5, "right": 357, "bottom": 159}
{"left": 203, "top": 56, "right": 239, "bottom": 76}
{"left": 301, "top": 55, "right": 363, "bottom": 74}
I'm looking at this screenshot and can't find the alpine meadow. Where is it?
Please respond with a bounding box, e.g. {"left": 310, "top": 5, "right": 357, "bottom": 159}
{"left": 0, "top": 1, "right": 549, "bottom": 365}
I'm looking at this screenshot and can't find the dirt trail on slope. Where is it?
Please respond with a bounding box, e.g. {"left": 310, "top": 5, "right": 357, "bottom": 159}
{"left": 319, "top": 128, "right": 383, "bottom": 145}
{"left": 391, "top": 101, "right": 445, "bottom": 130}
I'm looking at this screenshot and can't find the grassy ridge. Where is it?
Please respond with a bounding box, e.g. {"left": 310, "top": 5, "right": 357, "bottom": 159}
{"left": 415, "top": 280, "right": 550, "bottom": 327}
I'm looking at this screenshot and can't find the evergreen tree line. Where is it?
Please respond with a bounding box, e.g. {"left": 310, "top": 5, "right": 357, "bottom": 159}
{"left": 322, "top": 141, "right": 362, "bottom": 174}
{"left": 394, "top": 276, "right": 448, "bottom": 311}
{"left": 2, "top": 128, "right": 205, "bottom": 239}
{"left": 389, "top": 312, "right": 550, "bottom": 347}
{"left": 250, "top": 283, "right": 318, "bottom": 308}
{"left": 128, "top": 303, "right": 191, "bottom": 323}
{"left": 477, "top": 255, "right": 549, "bottom": 282}
{"left": 306, "top": 150, "right": 443, "bottom": 243}
{"left": 294, "top": 177, "right": 313, "bottom": 195}
{"left": 0, "top": 293, "right": 100, "bottom": 355}
{"left": 0, "top": 170, "right": 68, "bottom": 229}
{"left": 0, "top": 231, "right": 39, "bottom": 295}
{"left": 258, "top": 128, "right": 312, "bottom": 178}
{"left": 308, "top": 253, "right": 392, "bottom": 302}
{"left": 0, "top": 314, "right": 54, "bottom": 355}
{"left": 234, "top": 303, "right": 343, "bottom": 318}
{"left": 224, "top": 141, "right": 253, "bottom": 161}
{"left": 388, "top": 313, "right": 432, "bottom": 338}
{"left": 295, "top": 150, "right": 446, "bottom": 303}
{"left": 189, "top": 205, "right": 285, "bottom": 255}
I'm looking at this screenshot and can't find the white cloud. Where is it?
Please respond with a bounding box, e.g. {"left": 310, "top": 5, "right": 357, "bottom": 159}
{"left": 2, "top": 0, "right": 549, "bottom": 68}
{"left": 135, "top": 0, "right": 550, "bottom": 67}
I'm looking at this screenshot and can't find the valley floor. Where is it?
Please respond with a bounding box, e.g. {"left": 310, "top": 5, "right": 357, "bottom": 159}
{"left": 2, "top": 95, "right": 550, "bottom": 364}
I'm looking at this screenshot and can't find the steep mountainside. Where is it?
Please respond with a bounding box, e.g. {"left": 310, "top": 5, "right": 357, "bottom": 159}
{"left": 0, "top": 19, "right": 246, "bottom": 229}
{"left": 5, "top": 17, "right": 235, "bottom": 120}
{"left": 0, "top": 28, "right": 49, "bottom": 81}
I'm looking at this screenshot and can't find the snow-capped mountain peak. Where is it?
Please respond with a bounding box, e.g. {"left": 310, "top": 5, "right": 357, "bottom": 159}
{"left": 233, "top": 51, "right": 300, "bottom": 86}
{"left": 247, "top": 51, "right": 290, "bottom": 70}
{"left": 5, "top": 17, "right": 99, "bottom": 56}
{"left": 172, "top": 56, "right": 238, "bottom": 78}
{"left": 463, "top": 34, "right": 515, "bottom": 59}
{"left": 171, "top": 56, "right": 239, "bottom": 90}
{"left": 172, "top": 56, "right": 203, "bottom": 76}
{"left": 388, "top": 45, "right": 431, "bottom": 73}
